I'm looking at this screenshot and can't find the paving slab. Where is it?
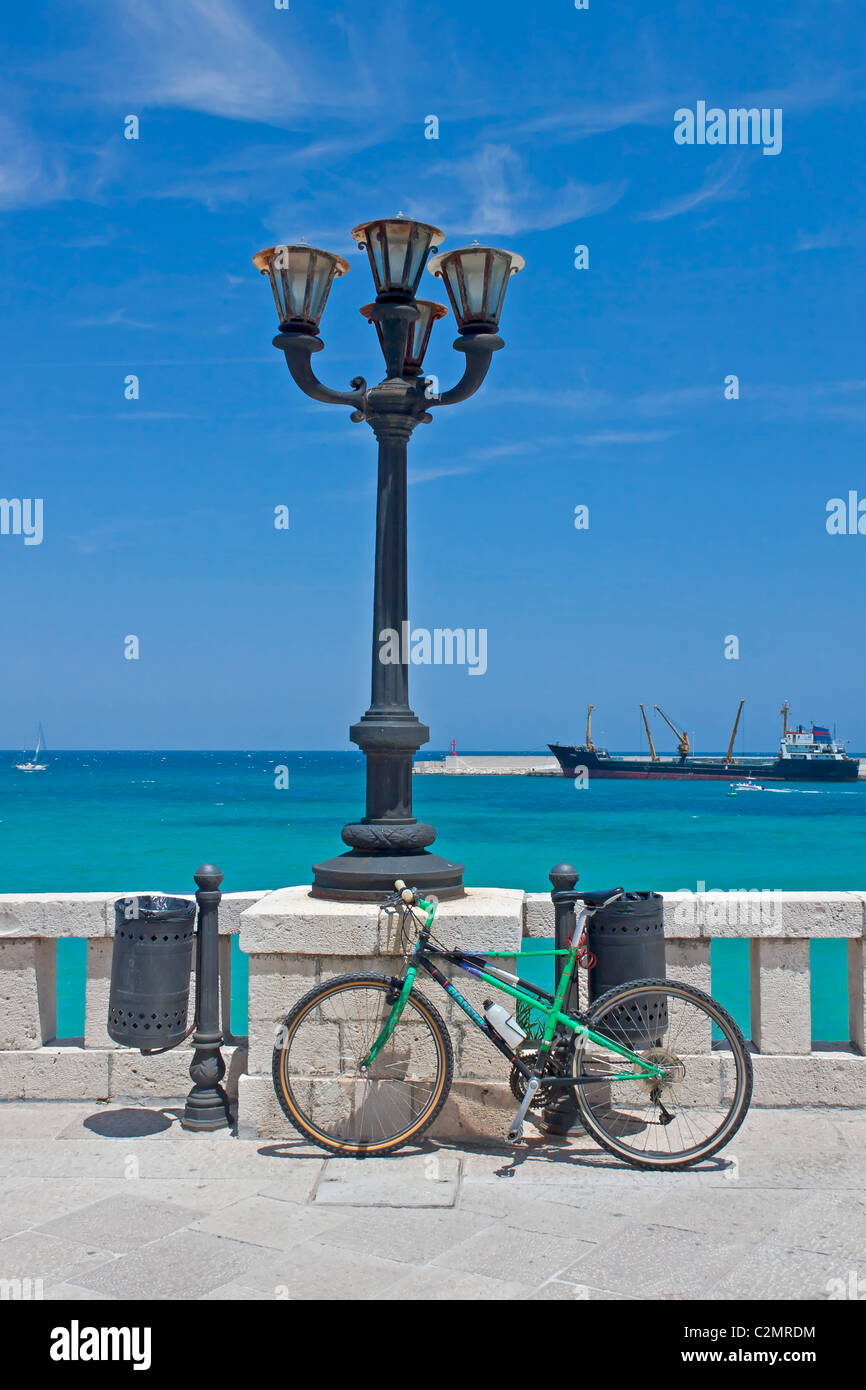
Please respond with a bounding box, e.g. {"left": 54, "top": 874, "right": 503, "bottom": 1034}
{"left": 314, "top": 1152, "right": 461, "bottom": 1207}
{"left": 638, "top": 1187, "right": 813, "bottom": 1241}
{"left": 199, "top": 1282, "right": 267, "bottom": 1301}
{"left": 191, "top": 1194, "right": 349, "bottom": 1250}
{"left": 0, "top": 1103, "right": 101, "bottom": 1141}
{"left": 35, "top": 1193, "right": 200, "bottom": 1254}
{"left": 0, "top": 1178, "right": 131, "bottom": 1239}
{"left": 771, "top": 1191, "right": 866, "bottom": 1263}
{"left": 1, "top": 1101, "right": 864, "bottom": 1301}
{"left": 76, "top": 1230, "right": 257, "bottom": 1300}
{"left": 314, "top": 1205, "right": 493, "bottom": 1264}
{"left": 0, "top": 1230, "right": 116, "bottom": 1284}
{"left": 708, "top": 1245, "right": 866, "bottom": 1301}
{"left": 560, "top": 1222, "right": 746, "bottom": 1300}
{"left": 128, "top": 1179, "right": 269, "bottom": 1212}
{"left": 390, "top": 1265, "right": 527, "bottom": 1300}
{"left": 433, "top": 1223, "right": 598, "bottom": 1285}
{"left": 238, "top": 1240, "right": 410, "bottom": 1300}
{"left": 529, "top": 1278, "right": 635, "bottom": 1300}
{"left": 44, "top": 1281, "right": 118, "bottom": 1300}
{"left": 457, "top": 1185, "right": 629, "bottom": 1242}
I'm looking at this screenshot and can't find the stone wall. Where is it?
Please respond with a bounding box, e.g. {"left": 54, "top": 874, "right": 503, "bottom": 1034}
{"left": 1, "top": 887, "right": 864, "bottom": 1136}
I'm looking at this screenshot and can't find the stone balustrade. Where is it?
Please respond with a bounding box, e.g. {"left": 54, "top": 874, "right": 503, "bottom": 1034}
{"left": 0, "top": 890, "right": 267, "bottom": 1102}
{"left": 1, "top": 888, "right": 864, "bottom": 1135}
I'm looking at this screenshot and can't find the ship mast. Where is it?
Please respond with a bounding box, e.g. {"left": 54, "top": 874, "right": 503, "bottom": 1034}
{"left": 725, "top": 699, "right": 745, "bottom": 762}
{"left": 781, "top": 700, "right": 789, "bottom": 736}
{"left": 639, "top": 703, "right": 658, "bottom": 761}
{"left": 584, "top": 704, "right": 595, "bottom": 751}
{"left": 654, "top": 705, "right": 691, "bottom": 757}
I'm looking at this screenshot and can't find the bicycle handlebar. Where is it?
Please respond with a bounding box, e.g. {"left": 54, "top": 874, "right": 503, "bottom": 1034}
{"left": 388, "top": 881, "right": 624, "bottom": 913}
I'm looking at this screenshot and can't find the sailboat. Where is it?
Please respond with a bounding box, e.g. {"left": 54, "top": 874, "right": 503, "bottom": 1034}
{"left": 15, "top": 723, "right": 48, "bottom": 771}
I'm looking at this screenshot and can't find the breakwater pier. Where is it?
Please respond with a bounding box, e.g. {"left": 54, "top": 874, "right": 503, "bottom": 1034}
{"left": 414, "top": 754, "right": 561, "bottom": 775}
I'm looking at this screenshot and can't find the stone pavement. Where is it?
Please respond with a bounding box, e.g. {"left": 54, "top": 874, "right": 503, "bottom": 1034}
{"left": 1, "top": 1102, "right": 864, "bottom": 1301}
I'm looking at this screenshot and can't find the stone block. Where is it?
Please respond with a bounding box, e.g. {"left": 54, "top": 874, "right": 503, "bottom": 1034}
{"left": 236, "top": 1073, "right": 288, "bottom": 1140}
{"left": 451, "top": 1022, "right": 506, "bottom": 1080}
{"left": 0, "top": 939, "right": 56, "bottom": 1048}
{"left": 0, "top": 894, "right": 120, "bottom": 940}
{"left": 108, "top": 1044, "right": 246, "bottom": 1101}
{"left": 431, "top": 1079, "right": 521, "bottom": 1141}
{"left": 523, "top": 894, "right": 553, "bottom": 939}
{"left": 848, "top": 938, "right": 865, "bottom": 1054}
{"left": 666, "top": 939, "right": 713, "bottom": 1050}
{"left": 84, "top": 938, "right": 115, "bottom": 1050}
{"left": 746, "top": 1052, "right": 866, "bottom": 1107}
{"left": 240, "top": 888, "right": 381, "bottom": 957}
{"left": 697, "top": 891, "right": 864, "bottom": 939}
{"left": 0, "top": 1048, "right": 110, "bottom": 1101}
{"left": 750, "top": 938, "right": 811, "bottom": 1053}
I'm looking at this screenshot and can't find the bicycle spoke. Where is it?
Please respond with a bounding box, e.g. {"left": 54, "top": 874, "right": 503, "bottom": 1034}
{"left": 575, "top": 981, "right": 751, "bottom": 1168}
{"left": 274, "top": 978, "right": 449, "bottom": 1153}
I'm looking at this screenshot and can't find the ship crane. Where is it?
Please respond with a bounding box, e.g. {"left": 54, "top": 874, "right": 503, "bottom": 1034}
{"left": 584, "top": 704, "right": 595, "bottom": 751}
{"left": 639, "top": 703, "right": 658, "bottom": 761}
{"left": 654, "top": 705, "right": 690, "bottom": 758}
{"left": 725, "top": 699, "right": 745, "bottom": 762}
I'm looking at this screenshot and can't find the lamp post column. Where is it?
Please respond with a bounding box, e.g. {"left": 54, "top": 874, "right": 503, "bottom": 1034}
{"left": 311, "top": 407, "right": 464, "bottom": 900}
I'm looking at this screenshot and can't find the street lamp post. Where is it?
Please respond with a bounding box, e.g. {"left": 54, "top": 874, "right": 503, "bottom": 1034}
{"left": 253, "top": 218, "right": 523, "bottom": 901}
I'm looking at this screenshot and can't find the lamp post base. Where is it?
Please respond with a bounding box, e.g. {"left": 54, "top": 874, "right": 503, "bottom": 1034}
{"left": 310, "top": 848, "right": 464, "bottom": 901}
{"left": 181, "top": 1089, "right": 232, "bottom": 1132}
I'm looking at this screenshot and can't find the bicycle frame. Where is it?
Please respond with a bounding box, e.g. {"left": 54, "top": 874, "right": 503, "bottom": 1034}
{"left": 362, "top": 898, "right": 665, "bottom": 1085}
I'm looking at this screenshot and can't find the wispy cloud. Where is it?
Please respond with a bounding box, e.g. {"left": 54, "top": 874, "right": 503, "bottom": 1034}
{"left": 470, "top": 441, "right": 539, "bottom": 461}
{"left": 575, "top": 430, "right": 674, "bottom": 446}
{"left": 795, "top": 224, "right": 864, "bottom": 252}
{"left": 408, "top": 463, "right": 479, "bottom": 485}
{"left": 636, "top": 159, "right": 744, "bottom": 223}
{"left": 0, "top": 113, "right": 68, "bottom": 210}
{"left": 90, "top": 0, "right": 305, "bottom": 124}
{"left": 429, "top": 143, "right": 625, "bottom": 237}
{"left": 73, "top": 308, "right": 155, "bottom": 330}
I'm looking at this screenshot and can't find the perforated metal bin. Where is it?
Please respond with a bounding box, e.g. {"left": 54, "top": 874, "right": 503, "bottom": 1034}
{"left": 587, "top": 891, "right": 667, "bottom": 1045}
{"left": 107, "top": 894, "right": 196, "bottom": 1050}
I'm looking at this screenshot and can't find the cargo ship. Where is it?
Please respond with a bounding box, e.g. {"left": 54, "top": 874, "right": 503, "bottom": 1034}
{"left": 549, "top": 702, "right": 859, "bottom": 782}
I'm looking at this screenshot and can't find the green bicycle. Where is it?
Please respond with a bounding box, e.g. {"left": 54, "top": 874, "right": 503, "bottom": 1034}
{"left": 272, "top": 881, "right": 753, "bottom": 1169}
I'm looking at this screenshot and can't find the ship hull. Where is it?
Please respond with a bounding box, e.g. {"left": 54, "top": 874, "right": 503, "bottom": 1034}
{"left": 548, "top": 745, "right": 859, "bottom": 782}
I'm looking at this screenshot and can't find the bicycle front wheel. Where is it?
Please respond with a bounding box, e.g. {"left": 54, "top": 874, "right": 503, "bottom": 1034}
{"left": 574, "top": 978, "right": 752, "bottom": 1170}
{"left": 272, "top": 972, "right": 453, "bottom": 1156}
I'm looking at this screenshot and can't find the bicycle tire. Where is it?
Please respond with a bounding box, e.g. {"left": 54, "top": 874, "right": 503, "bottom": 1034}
{"left": 272, "top": 972, "right": 454, "bottom": 1157}
{"left": 574, "top": 977, "right": 753, "bottom": 1171}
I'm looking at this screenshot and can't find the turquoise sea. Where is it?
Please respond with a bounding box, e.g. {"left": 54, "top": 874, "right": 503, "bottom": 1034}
{"left": 2, "top": 751, "right": 862, "bottom": 1043}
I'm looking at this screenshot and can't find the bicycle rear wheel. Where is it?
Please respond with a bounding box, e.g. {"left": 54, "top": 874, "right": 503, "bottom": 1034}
{"left": 574, "top": 978, "right": 752, "bottom": 1170}
{"left": 272, "top": 972, "right": 453, "bottom": 1156}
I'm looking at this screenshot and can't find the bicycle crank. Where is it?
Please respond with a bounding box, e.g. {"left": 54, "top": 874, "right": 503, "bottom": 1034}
{"left": 509, "top": 1047, "right": 561, "bottom": 1110}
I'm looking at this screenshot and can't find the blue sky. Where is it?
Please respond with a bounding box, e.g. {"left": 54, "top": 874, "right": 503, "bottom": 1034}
{"left": 2, "top": 0, "right": 865, "bottom": 752}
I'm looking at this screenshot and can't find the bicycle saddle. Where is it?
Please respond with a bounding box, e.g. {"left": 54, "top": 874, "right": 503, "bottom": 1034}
{"left": 574, "top": 887, "right": 624, "bottom": 906}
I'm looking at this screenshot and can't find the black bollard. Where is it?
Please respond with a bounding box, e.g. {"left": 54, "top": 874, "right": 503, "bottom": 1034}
{"left": 540, "top": 863, "right": 581, "bottom": 1136}
{"left": 182, "top": 865, "right": 231, "bottom": 1131}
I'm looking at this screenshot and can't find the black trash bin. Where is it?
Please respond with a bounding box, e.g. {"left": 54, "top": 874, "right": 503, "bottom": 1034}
{"left": 587, "top": 891, "right": 666, "bottom": 1046}
{"left": 108, "top": 895, "right": 196, "bottom": 1050}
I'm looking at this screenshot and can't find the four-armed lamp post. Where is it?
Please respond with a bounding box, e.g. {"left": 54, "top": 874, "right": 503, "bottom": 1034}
{"left": 253, "top": 217, "right": 523, "bottom": 901}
